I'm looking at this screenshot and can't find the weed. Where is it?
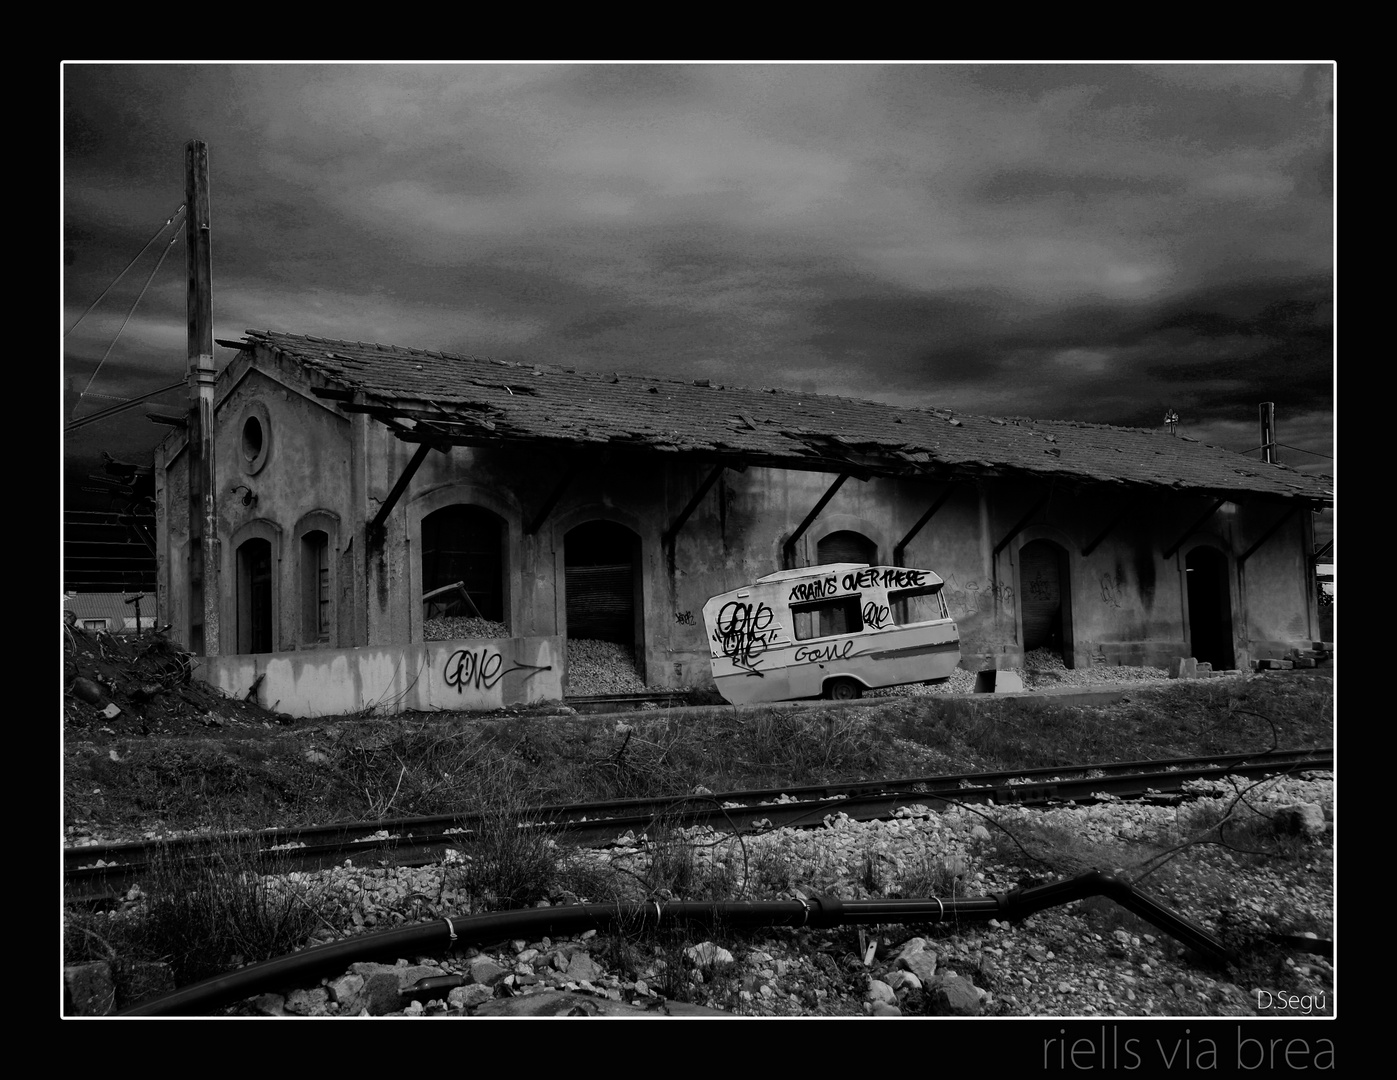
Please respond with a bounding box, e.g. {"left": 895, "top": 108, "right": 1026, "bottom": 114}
{"left": 64, "top": 833, "right": 331, "bottom": 998}
{"left": 448, "top": 804, "right": 564, "bottom": 913}
{"left": 893, "top": 851, "right": 966, "bottom": 899}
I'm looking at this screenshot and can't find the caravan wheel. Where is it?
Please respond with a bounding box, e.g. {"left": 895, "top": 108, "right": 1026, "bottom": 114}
{"left": 826, "top": 677, "right": 863, "bottom": 701}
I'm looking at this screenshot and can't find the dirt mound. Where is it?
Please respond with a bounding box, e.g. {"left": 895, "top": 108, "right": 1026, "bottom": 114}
{"left": 62, "top": 625, "right": 283, "bottom": 736}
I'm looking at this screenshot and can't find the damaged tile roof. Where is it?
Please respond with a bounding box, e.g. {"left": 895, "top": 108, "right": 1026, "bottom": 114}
{"left": 235, "top": 330, "right": 1333, "bottom": 503}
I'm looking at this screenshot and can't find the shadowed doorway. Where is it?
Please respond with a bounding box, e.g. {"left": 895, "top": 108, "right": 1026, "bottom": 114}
{"left": 1186, "top": 547, "right": 1235, "bottom": 670}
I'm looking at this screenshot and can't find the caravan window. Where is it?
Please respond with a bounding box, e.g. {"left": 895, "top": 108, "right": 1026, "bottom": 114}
{"left": 890, "top": 585, "right": 948, "bottom": 626}
{"left": 792, "top": 596, "right": 863, "bottom": 640}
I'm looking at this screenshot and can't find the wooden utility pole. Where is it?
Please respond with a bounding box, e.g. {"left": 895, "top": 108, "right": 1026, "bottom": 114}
{"left": 186, "top": 140, "right": 219, "bottom": 655}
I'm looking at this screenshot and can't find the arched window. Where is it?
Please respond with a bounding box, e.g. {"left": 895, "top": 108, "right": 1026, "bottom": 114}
{"left": 237, "top": 537, "right": 274, "bottom": 653}
{"left": 564, "top": 521, "right": 641, "bottom": 647}
{"left": 818, "top": 530, "right": 876, "bottom": 566}
{"left": 421, "top": 505, "right": 507, "bottom": 632}
{"left": 301, "top": 530, "right": 330, "bottom": 644}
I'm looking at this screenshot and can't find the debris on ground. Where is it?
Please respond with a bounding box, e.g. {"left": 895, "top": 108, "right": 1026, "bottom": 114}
{"left": 62, "top": 626, "right": 283, "bottom": 736}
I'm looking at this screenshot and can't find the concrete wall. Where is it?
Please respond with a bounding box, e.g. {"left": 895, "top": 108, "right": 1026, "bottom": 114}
{"left": 197, "top": 635, "right": 564, "bottom": 717}
{"left": 156, "top": 350, "right": 1322, "bottom": 699}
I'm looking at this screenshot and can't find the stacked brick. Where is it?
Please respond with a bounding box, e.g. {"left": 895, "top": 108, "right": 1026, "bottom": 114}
{"left": 1251, "top": 642, "right": 1335, "bottom": 671}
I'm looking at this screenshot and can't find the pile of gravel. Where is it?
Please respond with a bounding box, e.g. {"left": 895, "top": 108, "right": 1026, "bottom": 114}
{"left": 567, "top": 639, "right": 647, "bottom": 696}
{"left": 423, "top": 617, "right": 510, "bottom": 641}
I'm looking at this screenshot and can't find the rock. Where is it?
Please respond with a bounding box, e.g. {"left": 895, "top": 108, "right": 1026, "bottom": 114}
{"left": 890, "top": 937, "right": 929, "bottom": 964}
{"left": 249, "top": 992, "right": 287, "bottom": 1016}
{"left": 64, "top": 962, "right": 115, "bottom": 1016}
{"left": 867, "top": 978, "right": 897, "bottom": 1005}
{"left": 1275, "top": 802, "right": 1326, "bottom": 838}
{"left": 898, "top": 949, "right": 938, "bottom": 985}
{"left": 928, "top": 975, "right": 983, "bottom": 1016}
{"left": 871, "top": 1003, "right": 903, "bottom": 1016}
{"left": 885, "top": 970, "right": 923, "bottom": 993}
{"left": 566, "top": 952, "right": 603, "bottom": 983}
{"left": 284, "top": 987, "right": 330, "bottom": 1016}
{"left": 360, "top": 972, "right": 406, "bottom": 1016}
{"left": 328, "top": 973, "right": 364, "bottom": 1005}
{"left": 447, "top": 984, "right": 494, "bottom": 1010}
{"left": 1169, "top": 657, "right": 1198, "bottom": 679}
{"left": 467, "top": 956, "right": 510, "bottom": 986}
{"left": 686, "top": 941, "right": 734, "bottom": 967}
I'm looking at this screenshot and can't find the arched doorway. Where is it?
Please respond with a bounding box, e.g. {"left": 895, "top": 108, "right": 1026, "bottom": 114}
{"left": 1019, "top": 539, "right": 1073, "bottom": 667}
{"left": 1186, "top": 547, "right": 1235, "bottom": 670}
{"left": 818, "top": 530, "right": 876, "bottom": 566}
{"left": 236, "top": 537, "right": 273, "bottom": 653}
{"left": 565, "top": 521, "right": 643, "bottom": 653}
{"left": 421, "top": 505, "right": 507, "bottom": 630}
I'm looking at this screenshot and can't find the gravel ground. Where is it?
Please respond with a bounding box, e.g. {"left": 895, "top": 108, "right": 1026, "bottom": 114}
{"left": 189, "top": 766, "right": 1332, "bottom": 1019}
{"left": 872, "top": 648, "right": 1174, "bottom": 698}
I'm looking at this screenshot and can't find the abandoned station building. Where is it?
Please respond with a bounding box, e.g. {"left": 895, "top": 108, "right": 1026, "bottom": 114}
{"left": 154, "top": 330, "right": 1333, "bottom": 715}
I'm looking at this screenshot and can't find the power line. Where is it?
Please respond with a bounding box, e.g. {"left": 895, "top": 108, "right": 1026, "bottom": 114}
{"left": 1279, "top": 443, "right": 1333, "bottom": 460}
{"left": 70, "top": 228, "right": 183, "bottom": 419}
{"left": 64, "top": 205, "right": 184, "bottom": 337}
{"left": 1240, "top": 444, "right": 1333, "bottom": 461}
{"left": 64, "top": 381, "right": 186, "bottom": 433}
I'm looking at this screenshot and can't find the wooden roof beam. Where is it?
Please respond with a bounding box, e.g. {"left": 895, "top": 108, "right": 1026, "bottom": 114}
{"left": 783, "top": 472, "right": 863, "bottom": 569}
{"left": 662, "top": 464, "right": 729, "bottom": 548}
{"left": 894, "top": 483, "right": 957, "bottom": 567}
{"left": 1163, "top": 497, "right": 1228, "bottom": 561}
{"left": 526, "top": 460, "right": 586, "bottom": 537}
{"left": 368, "top": 441, "right": 450, "bottom": 546}
{"left": 1239, "top": 503, "right": 1302, "bottom": 565}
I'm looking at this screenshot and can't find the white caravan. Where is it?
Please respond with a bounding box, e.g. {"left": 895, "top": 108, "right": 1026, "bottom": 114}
{"left": 701, "top": 563, "right": 961, "bottom": 705}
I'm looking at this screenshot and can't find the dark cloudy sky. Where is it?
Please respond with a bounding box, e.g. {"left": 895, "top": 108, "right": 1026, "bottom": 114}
{"left": 62, "top": 62, "right": 1334, "bottom": 502}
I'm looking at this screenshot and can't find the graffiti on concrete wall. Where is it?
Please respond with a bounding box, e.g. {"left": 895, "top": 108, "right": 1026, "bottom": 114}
{"left": 1099, "top": 572, "right": 1127, "bottom": 609}
{"left": 443, "top": 647, "right": 551, "bottom": 694}
{"left": 674, "top": 610, "right": 695, "bottom": 625}
{"left": 1025, "top": 572, "right": 1054, "bottom": 603}
{"left": 943, "top": 574, "right": 1015, "bottom": 618}
{"left": 711, "top": 600, "right": 778, "bottom": 677}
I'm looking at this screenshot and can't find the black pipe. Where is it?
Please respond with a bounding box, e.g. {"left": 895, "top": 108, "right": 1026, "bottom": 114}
{"left": 117, "top": 874, "right": 1228, "bottom": 1016}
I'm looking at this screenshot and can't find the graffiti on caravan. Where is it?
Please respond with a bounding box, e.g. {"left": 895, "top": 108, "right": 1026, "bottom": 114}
{"left": 712, "top": 600, "right": 777, "bottom": 677}
{"left": 788, "top": 568, "right": 930, "bottom": 603}
{"left": 443, "top": 647, "right": 552, "bottom": 694}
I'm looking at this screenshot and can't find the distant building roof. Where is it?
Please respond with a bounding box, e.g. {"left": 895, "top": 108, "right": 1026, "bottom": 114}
{"left": 229, "top": 330, "right": 1333, "bottom": 503}
{"left": 63, "top": 592, "right": 151, "bottom": 625}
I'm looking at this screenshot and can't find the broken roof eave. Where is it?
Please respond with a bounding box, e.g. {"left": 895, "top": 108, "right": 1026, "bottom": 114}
{"left": 280, "top": 342, "right": 1331, "bottom": 506}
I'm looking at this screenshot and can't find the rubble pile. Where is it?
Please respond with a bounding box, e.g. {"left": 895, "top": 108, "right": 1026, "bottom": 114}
{"left": 62, "top": 626, "right": 277, "bottom": 735}
{"left": 567, "top": 638, "right": 647, "bottom": 696}
{"left": 422, "top": 617, "right": 510, "bottom": 641}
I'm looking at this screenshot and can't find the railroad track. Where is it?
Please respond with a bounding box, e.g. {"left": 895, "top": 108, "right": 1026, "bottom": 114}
{"left": 65, "top": 747, "right": 1331, "bottom": 903}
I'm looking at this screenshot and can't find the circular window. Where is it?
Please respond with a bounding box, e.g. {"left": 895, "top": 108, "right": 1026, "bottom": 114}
{"left": 237, "top": 401, "right": 271, "bottom": 475}
{"left": 242, "top": 416, "right": 263, "bottom": 462}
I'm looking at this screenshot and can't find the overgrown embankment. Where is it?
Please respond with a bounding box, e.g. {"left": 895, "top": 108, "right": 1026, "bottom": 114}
{"left": 64, "top": 672, "right": 1333, "bottom": 840}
